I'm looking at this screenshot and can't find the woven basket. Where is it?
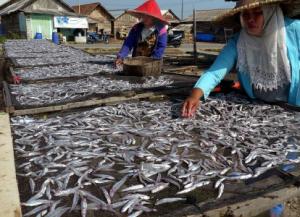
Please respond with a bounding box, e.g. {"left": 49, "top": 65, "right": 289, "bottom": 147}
{"left": 123, "top": 56, "right": 162, "bottom": 77}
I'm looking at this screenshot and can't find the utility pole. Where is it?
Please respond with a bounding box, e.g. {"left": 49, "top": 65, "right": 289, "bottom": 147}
{"left": 193, "top": 8, "right": 197, "bottom": 65}
{"left": 78, "top": 0, "right": 80, "bottom": 14}
{"left": 181, "top": 0, "right": 183, "bottom": 20}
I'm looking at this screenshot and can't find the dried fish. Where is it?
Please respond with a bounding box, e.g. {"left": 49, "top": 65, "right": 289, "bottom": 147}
{"left": 155, "top": 197, "right": 186, "bottom": 205}
{"left": 10, "top": 76, "right": 174, "bottom": 107}
{"left": 4, "top": 40, "right": 114, "bottom": 67}
{"left": 14, "top": 63, "right": 121, "bottom": 81}
{"left": 11, "top": 93, "right": 300, "bottom": 216}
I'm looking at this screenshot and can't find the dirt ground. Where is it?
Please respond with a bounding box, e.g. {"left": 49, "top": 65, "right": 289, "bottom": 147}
{"left": 0, "top": 83, "right": 3, "bottom": 111}
{"left": 255, "top": 197, "right": 300, "bottom": 217}
{"left": 283, "top": 197, "right": 300, "bottom": 217}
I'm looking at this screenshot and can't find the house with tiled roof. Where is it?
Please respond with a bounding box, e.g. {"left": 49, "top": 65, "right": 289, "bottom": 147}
{"left": 72, "top": 2, "right": 114, "bottom": 35}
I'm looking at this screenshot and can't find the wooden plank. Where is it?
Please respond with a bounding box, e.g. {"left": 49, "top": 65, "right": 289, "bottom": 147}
{"left": 159, "top": 173, "right": 300, "bottom": 217}
{"left": 2, "top": 81, "right": 15, "bottom": 113}
{"left": 163, "top": 66, "right": 198, "bottom": 73}
{"left": 12, "top": 87, "right": 191, "bottom": 116}
{"left": 8, "top": 66, "right": 15, "bottom": 79}
{"left": 0, "top": 113, "right": 22, "bottom": 217}
{"left": 163, "top": 66, "right": 204, "bottom": 77}
{"left": 163, "top": 68, "right": 238, "bottom": 81}
{"left": 194, "top": 185, "right": 300, "bottom": 217}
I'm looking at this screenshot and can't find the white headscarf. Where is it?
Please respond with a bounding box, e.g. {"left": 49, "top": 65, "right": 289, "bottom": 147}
{"left": 237, "top": 5, "right": 291, "bottom": 91}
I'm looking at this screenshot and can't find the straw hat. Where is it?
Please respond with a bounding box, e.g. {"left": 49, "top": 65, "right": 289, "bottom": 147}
{"left": 126, "top": 0, "right": 170, "bottom": 25}
{"left": 214, "top": 0, "right": 297, "bottom": 26}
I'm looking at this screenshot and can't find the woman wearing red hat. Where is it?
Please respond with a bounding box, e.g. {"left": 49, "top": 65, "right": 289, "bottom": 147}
{"left": 115, "top": 0, "right": 169, "bottom": 65}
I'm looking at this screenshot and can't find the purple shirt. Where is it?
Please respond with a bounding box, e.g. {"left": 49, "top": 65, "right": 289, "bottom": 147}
{"left": 117, "top": 22, "right": 168, "bottom": 60}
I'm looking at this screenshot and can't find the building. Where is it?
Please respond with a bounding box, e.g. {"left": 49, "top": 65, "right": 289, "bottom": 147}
{"left": 114, "top": 9, "right": 180, "bottom": 39}
{"left": 161, "top": 9, "right": 180, "bottom": 28}
{"left": 0, "top": 0, "right": 8, "bottom": 6}
{"left": 72, "top": 3, "right": 115, "bottom": 35}
{"left": 181, "top": 9, "right": 233, "bottom": 42}
{"left": 0, "top": 0, "right": 89, "bottom": 41}
{"left": 114, "top": 11, "right": 138, "bottom": 39}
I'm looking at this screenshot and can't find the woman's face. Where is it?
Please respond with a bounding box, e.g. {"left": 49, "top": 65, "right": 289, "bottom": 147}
{"left": 241, "top": 7, "right": 264, "bottom": 36}
{"left": 141, "top": 15, "right": 154, "bottom": 28}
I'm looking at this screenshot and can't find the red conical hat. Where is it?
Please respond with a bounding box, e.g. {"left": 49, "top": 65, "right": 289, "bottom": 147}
{"left": 126, "top": 0, "right": 170, "bottom": 25}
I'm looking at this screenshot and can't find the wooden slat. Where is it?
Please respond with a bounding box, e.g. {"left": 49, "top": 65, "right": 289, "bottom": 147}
{"left": 12, "top": 87, "right": 191, "bottom": 116}
{"left": 2, "top": 81, "right": 14, "bottom": 113}
{"left": 163, "top": 67, "right": 238, "bottom": 81}
{"left": 198, "top": 185, "right": 300, "bottom": 217}
{"left": 159, "top": 182, "right": 300, "bottom": 217}
{"left": 0, "top": 113, "right": 21, "bottom": 217}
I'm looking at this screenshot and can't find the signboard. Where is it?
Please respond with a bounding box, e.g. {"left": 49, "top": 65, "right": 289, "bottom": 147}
{"left": 54, "top": 16, "right": 88, "bottom": 29}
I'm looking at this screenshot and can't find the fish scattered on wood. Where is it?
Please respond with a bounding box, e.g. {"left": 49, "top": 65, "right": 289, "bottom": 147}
{"left": 14, "top": 63, "right": 121, "bottom": 81}
{"left": 11, "top": 93, "right": 300, "bottom": 216}
{"left": 10, "top": 76, "right": 174, "bottom": 107}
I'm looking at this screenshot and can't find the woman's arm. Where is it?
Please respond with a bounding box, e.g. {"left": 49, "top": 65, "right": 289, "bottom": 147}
{"left": 151, "top": 27, "right": 168, "bottom": 59}
{"left": 194, "top": 37, "right": 238, "bottom": 99}
{"left": 182, "top": 36, "right": 238, "bottom": 118}
{"left": 117, "top": 26, "right": 139, "bottom": 60}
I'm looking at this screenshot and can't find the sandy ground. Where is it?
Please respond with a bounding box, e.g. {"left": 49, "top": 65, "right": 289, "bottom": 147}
{"left": 283, "top": 197, "right": 300, "bottom": 217}
{"left": 255, "top": 197, "right": 300, "bottom": 217}
{"left": 0, "top": 83, "right": 3, "bottom": 111}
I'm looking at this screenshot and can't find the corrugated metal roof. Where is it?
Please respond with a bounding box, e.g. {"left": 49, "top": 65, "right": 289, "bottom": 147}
{"left": 183, "top": 9, "right": 230, "bottom": 23}
{"left": 22, "top": 9, "right": 79, "bottom": 16}
{"left": 0, "top": 0, "right": 79, "bottom": 16}
{"left": 0, "top": 0, "right": 32, "bottom": 15}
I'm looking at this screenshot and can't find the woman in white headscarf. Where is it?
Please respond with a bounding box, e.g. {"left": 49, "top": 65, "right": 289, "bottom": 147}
{"left": 182, "top": 0, "right": 300, "bottom": 118}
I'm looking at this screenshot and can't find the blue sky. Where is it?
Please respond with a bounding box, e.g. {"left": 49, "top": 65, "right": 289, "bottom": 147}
{"left": 66, "top": 0, "right": 235, "bottom": 18}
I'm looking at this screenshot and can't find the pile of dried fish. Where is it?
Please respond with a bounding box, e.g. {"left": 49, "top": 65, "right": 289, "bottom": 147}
{"left": 11, "top": 93, "right": 300, "bottom": 217}
{"left": 14, "top": 55, "right": 114, "bottom": 67}
{"left": 4, "top": 40, "right": 61, "bottom": 55}
{"left": 10, "top": 76, "right": 174, "bottom": 106}
{"left": 4, "top": 40, "right": 115, "bottom": 67}
{"left": 14, "top": 63, "right": 121, "bottom": 81}
{"left": 7, "top": 50, "right": 88, "bottom": 59}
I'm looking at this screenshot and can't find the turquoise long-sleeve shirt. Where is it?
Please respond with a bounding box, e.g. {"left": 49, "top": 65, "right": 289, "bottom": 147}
{"left": 195, "top": 18, "right": 300, "bottom": 106}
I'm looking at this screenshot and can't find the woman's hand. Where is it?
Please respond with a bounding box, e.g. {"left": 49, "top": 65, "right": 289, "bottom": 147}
{"left": 12, "top": 75, "right": 21, "bottom": 84}
{"left": 181, "top": 88, "right": 203, "bottom": 118}
{"left": 115, "top": 58, "right": 123, "bottom": 66}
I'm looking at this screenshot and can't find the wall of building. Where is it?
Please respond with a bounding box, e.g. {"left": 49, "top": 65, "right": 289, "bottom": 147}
{"left": 25, "top": 14, "right": 32, "bottom": 39}
{"left": 196, "top": 21, "right": 226, "bottom": 42}
{"left": 1, "top": 12, "right": 20, "bottom": 36}
{"left": 89, "top": 8, "right": 112, "bottom": 34}
{"left": 88, "top": 23, "right": 97, "bottom": 32}
{"left": 18, "top": 12, "right": 27, "bottom": 38}
{"left": 114, "top": 13, "right": 138, "bottom": 38}
{"left": 29, "top": 14, "right": 53, "bottom": 39}
{"left": 163, "top": 11, "right": 179, "bottom": 24}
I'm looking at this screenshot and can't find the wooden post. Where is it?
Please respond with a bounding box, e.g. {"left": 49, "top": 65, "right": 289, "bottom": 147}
{"left": 193, "top": 9, "right": 197, "bottom": 65}
{"left": 0, "top": 113, "right": 22, "bottom": 217}
{"left": 181, "top": 0, "right": 184, "bottom": 20}
{"left": 78, "top": 0, "right": 81, "bottom": 14}
{"left": 2, "top": 81, "right": 14, "bottom": 113}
